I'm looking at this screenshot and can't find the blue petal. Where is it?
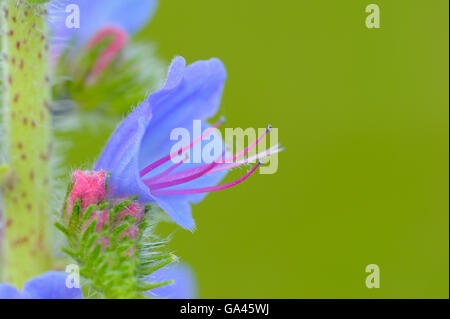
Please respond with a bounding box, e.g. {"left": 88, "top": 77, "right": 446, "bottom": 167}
{"left": 96, "top": 100, "right": 155, "bottom": 204}
{"left": 96, "top": 57, "right": 228, "bottom": 230}
{"left": 139, "top": 57, "right": 227, "bottom": 229}
{"left": 145, "top": 263, "right": 198, "bottom": 299}
{"left": 139, "top": 57, "right": 226, "bottom": 163}
{"left": 0, "top": 284, "right": 23, "bottom": 299}
{"left": 21, "top": 271, "right": 82, "bottom": 299}
{"left": 49, "top": 0, "right": 157, "bottom": 49}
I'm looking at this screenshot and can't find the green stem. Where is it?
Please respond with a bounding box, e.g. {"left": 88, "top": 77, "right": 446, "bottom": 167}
{"left": 1, "top": 0, "right": 52, "bottom": 287}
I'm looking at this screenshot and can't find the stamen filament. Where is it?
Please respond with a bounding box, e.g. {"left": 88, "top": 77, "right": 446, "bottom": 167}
{"left": 223, "top": 125, "right": 272, "bottom": 163}
{"left": 139, "top": 118, "right": 225, "bottom": 177}
{"left": 142, "top": 160, "right": 184, "bottom": 185}
{"left": 208, "top": 144, "right": 282, "bottom": 174}
{"left": 152, "top": 162, "right": 261, "bottom": 196}
{"left": 147, "top": 161, "right": 217, "bottom": 191}
{"left": 144, "top": 151, "right": 225, "bottom": 185}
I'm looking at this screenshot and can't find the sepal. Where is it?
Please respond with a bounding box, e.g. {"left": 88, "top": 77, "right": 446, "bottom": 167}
{"left": 56, "top": 185, "right": 176, "bottom": 298}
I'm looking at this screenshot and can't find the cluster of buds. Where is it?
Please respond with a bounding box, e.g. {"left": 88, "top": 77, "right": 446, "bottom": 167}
{"left": 65, "top": 170, "right": 145, "bottom": 255}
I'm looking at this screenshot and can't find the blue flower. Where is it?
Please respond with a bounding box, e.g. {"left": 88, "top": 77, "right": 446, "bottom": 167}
{"left": 95, "top": 56, "right": 273, "bottom": 230}
{"left": 0, "top": 265, "right": 196, "bottom": 299}
{"left": 0, "top": 271, "right": 82, "bottom": 299}
{"left": 49, "top": 0, "right": 157, "bottom": 50}
{"left": 146, "top": 263, "right": 198, "bottom": 299}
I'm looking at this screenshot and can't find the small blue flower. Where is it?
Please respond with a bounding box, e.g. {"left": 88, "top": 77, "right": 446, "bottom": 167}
{"left": 0, "top": 271, "right": 82, "bottom": 299}
{"left": 146, "top": 263, "right": 198, "bottom": 299}
{"left": 49, "top": 0, "right": 157, "bottom": 50}
{"left": 0, "top": 266, "right": 196, "bottom": 299}
{"left": 95, "top": 57, "right": 272, "bottom": 230}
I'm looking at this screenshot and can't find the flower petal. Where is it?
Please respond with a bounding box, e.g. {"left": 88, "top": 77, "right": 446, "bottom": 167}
{"left": 49, "top": 0, "right": 157, "bottom": 50}
{"left": 21, "top": 271, "right": 82, "bottom": 299}
{"left": 139, "top": 57, "right": 226, "bottom": 165}
{"left": 140, "top": 57, "right": 227, "bottom": 229}
{"left": 145, "top": 263, "right": 198, "bottom": 299}
{"left": 96, "top": 57, "right": 227, "bottom": 230}
{"left": 96, "top": 101, "right": 155, "bottom": 204}
{"left": 151, "top": 164, "right": 228, "bottom": 231}
{"left": 0, "top": 283, "right": 23, "bottom": 299}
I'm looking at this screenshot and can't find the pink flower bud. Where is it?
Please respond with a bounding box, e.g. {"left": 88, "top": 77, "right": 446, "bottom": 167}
{"left": 95, "top": 237, "right": 111, "bottom": 251}
{"left": 83, "top": 210, "right": 110, "bottom": 233}
{"left": 114, "top": 200, "right": 145, "bottom": 223}
{"left": 86, "top": 26, "right": 128, "bottom": 84}
{"left": 67, "top": 170, "right": 107, "bottom": 217}
{"left": 120, "top": 224, "right": 140, "bottom": 240}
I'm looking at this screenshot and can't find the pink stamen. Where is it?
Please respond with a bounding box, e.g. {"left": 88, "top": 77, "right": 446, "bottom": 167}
{"left": 143, "top": 160, "right": 185, "bottom": 185}
{"left": 86, "top": 26, "right": 128, "bottom": 83}
{"left": 141, "top": 124, "right": 273, "bottom": 192}
{"left": 152, "top": 162, "right": 261, "bottom": 196}
{"left": 208, "top": 144, "right": 281, "bottom": 175}
{"left": 139, "top": 118, "right": 225, "bottom": 177}
{"left": 145, "top": 151, "right": 225, "bottom": 190}
{"left": 150, "top": 124, "right": 271, "bottom": 182}
{"left": 147, "top": 145, "right": 276, "bottom": 186}
{"left": 223, "top": 125, "right": 272, "bottom": 163}
{"left": 147, "top": 160, "right": 218, "bottom": 191}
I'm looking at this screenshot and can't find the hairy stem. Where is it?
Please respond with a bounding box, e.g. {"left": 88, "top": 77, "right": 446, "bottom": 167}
{"left": 1, "top": 0, "right": 52, "bottom": 287}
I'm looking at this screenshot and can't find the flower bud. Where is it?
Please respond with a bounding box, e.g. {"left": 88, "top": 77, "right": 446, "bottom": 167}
{"left": 95, "top": 237, "right": 111, "bottom": 251}
{"left": 83, "top": 210, "right": 110, "bottom": 233}
{"left": 120, "top": 224, "right": 140, "bottom": 240}
{"left": 114, "top": 200, "right": 145, "bottom": 224}
{"left": 67, "top": 170, "right": 107, "bottom": 216}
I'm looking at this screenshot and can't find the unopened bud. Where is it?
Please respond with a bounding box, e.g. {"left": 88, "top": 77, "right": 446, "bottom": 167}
{"left": 115, "top": 200, "right": 145, "bottom": 224}
{"left": 67, "top": 170, "right": 107, "bottom": 216}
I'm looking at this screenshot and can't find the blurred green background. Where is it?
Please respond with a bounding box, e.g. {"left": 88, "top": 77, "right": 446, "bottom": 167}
{"left": 66, "top": 0, "right": 449, "bottom": 298}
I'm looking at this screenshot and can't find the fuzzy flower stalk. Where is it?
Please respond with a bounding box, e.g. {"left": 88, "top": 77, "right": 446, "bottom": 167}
{"left": 0, "top": 0, "right": 53, "bottom": 287}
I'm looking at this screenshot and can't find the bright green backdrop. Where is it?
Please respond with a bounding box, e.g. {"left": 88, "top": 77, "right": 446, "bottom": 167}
{"left": 69, "top": 0, "right": 449, "bottom": 298}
